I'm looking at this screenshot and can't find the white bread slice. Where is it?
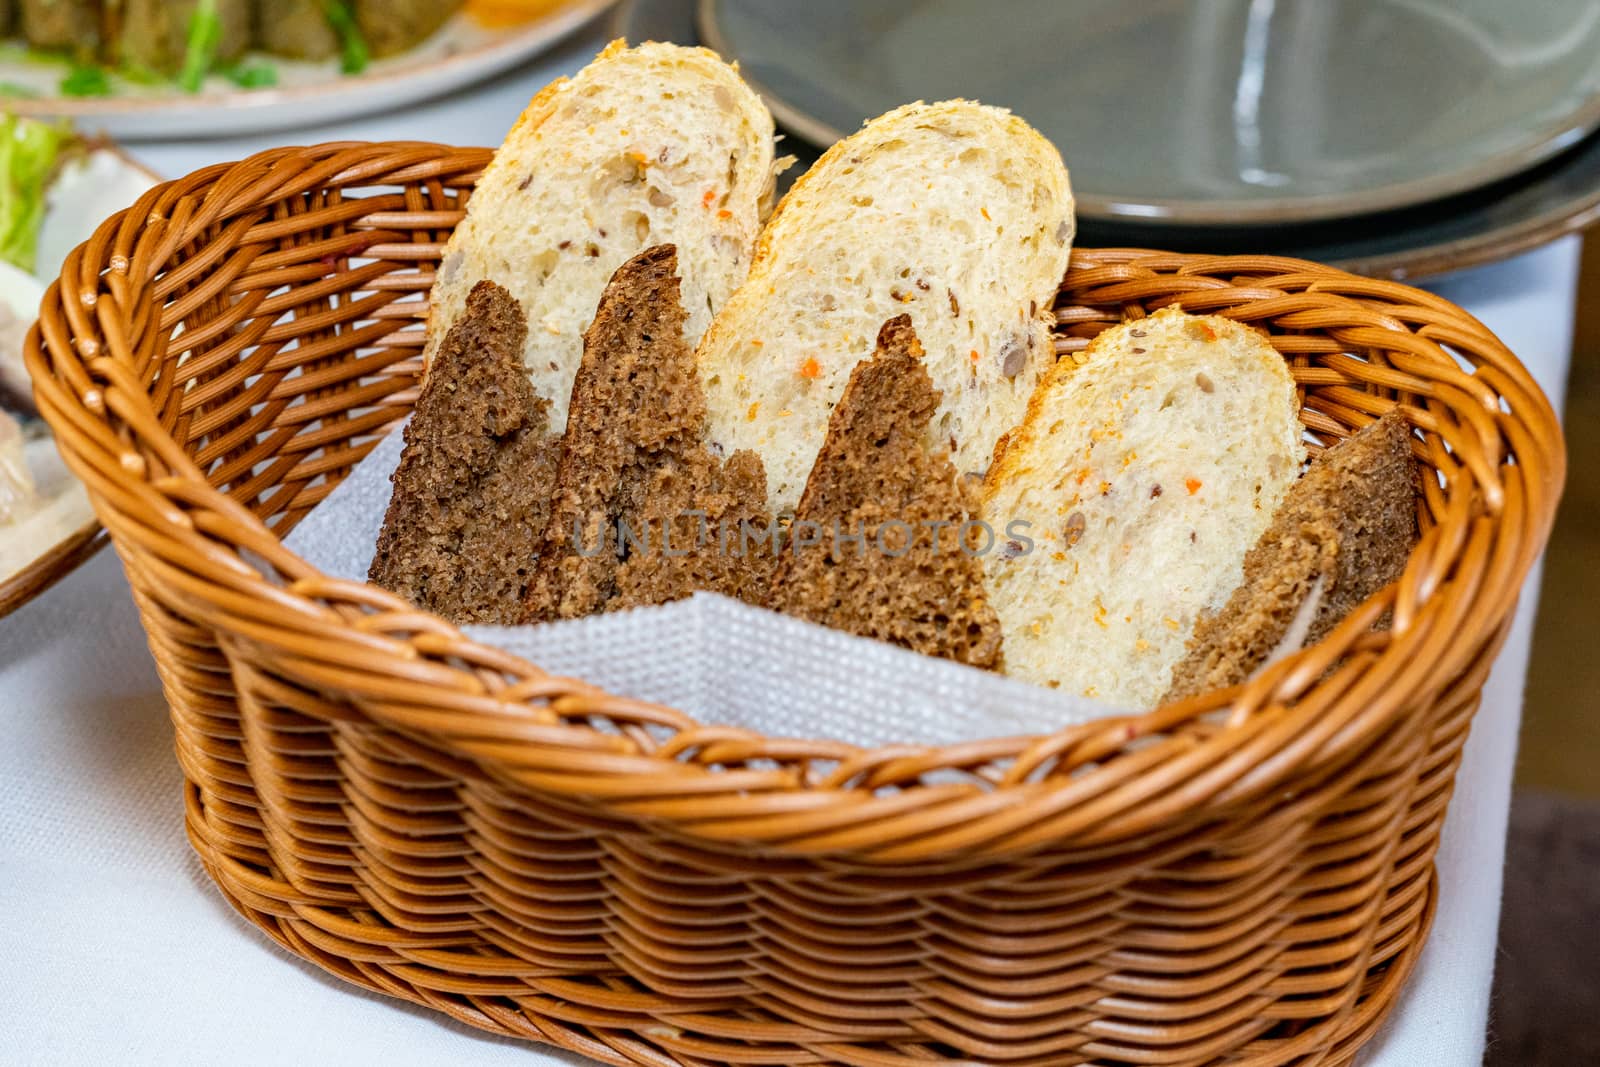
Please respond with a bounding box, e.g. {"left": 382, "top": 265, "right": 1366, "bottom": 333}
{"left": 424, "top": 39, "right": 780, "bottom": 432}
{"left": 981, "top": 307, "right": 1306, "bottom": 708}
{"left": 696, "top": 100, "right": 1075, "bottom": 513}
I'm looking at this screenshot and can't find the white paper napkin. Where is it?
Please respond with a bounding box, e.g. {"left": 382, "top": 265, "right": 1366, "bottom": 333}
{"left": 284, "top": 423, "right": 1123, "bottom": 747}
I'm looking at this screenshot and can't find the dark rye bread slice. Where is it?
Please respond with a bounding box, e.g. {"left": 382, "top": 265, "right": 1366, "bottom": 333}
{"left": 369, "top": 280, "right": 560, "bottom": 624}
{"left": 772, "top": 316, "right": 1003, "bottom": 669}
{"left": 523, "top": 245, "right": 773, "bottom": 621}
{"left": 1163, "top": 410, "right": 1419, "bottom": 702}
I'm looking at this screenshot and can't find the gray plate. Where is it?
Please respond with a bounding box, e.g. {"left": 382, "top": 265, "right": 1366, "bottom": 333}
{"left": 614, "top": 0, "right": 701, "bottom": 42}
{"left": 699, "top": 0, "right": 1600, "bottom": 225}
{"left": 615, "top": 0, "right": 1600, "bottom": 278}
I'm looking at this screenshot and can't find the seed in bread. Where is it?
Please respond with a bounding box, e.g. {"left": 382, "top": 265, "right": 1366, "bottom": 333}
{"left": 774, "top": 315, "right": 1003, "bottom": 668}
{"left": 524, "top": 245, "right": 773, "bottom": 621}
{"left": 425, "top": 39, "right": 780, "bottom": 432}
{"left": 1163, "top": 410, "right": 1419, "bottom": 703}
{"left": 981, "top": 307, "right": 1306, "bottom": 708}
{"left": 697, "top": 100, "right": 1075, "bottom": 513}
{"left": 369, "top": 280, "right": 559, "bottom": 624}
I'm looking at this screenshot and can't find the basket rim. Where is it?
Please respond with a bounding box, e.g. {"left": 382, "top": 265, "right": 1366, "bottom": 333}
{"left": 25, "top": 140, "right": 1568, "bottom": 864}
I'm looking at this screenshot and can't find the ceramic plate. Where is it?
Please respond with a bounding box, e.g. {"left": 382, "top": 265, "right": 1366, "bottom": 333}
{"left": 0, "top": 147, "right": 159, "bottom": 619}
{"left": 612, "top": 0, "right": 699, "bottom": 44}
{"left": 1077, "top": 126, "right": 1600, "bottom": 280}
{"left": 700, "top": 0, "right": 1600, "bottom": 225}
{"left": 617, "top": 0, "right": 1600, "bottom": 279}
{"left": 1, "top": 1, "right": 614, "bottom": 141}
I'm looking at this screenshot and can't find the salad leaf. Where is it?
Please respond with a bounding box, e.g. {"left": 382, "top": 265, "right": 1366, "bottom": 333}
{"left": 0, "top": 115, "right": 73, "bottom": 272}
{"left": 224, "top": 61, "right": 278, "bottom": 90}
{"left": 324, "top": 1, "right": 370, "bottom": 76}
{"left": 178, "top": 0, "right": 223, "bottom": 94}
{"left": 60, "top": 64, "right": 112, "bottom": 98}
{"left": 116, "top": 63, "right": 170, "bottom": 88}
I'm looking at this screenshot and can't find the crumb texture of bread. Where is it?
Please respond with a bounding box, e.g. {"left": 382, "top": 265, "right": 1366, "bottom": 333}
{"left": 773, "top": 316, "right": 1003, "bottom": 668}
{"left": 524, "top": 245, "right": 772, "bottom": 620}
{"left": 369, "top": 281, "right": 559, "bottom": 624}
{"left": 424, "top": 39, "right": 778, "bottom": 432}
{"left": 1163, "top": 409, "right": 1419, "bottom": 703}
{"left": 982, "top": 306, "right": 1306, "bottom": 708}
{"left": 697, "top": 100, "right": 1075, "bottom": 512}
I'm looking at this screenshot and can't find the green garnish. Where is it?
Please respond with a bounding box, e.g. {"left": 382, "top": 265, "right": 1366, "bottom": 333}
{"left": 60, "top": 64, "right": 111, "bottom": 97}
{"left": 324, "top": 1, "right": 370, "bottom": 76}
{"left": 0, "top": 115, "right": 73, "bottom": 271}
{"left": 116, "top": 63, "right": 169, "bottom": 87}
{"left": 223, "top": 61, "right": 278, "bottom": 90}
{"left": 178, "top": 0, "right": 222, "bottom": 94}
{"left": 0, "top": 82, "right": 39, "bottom": 99}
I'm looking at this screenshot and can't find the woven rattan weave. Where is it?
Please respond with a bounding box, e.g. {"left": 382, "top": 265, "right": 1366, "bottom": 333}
{"left": 26, "top": 142, "right": 1564, "bottom": 1066}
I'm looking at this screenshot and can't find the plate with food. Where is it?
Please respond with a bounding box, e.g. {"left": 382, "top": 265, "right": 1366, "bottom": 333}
{"left": 0, "top": 0, "right": 615, "bottom": 139}
{"left": 0, "top": 114, "right": 156, "bottom": 617}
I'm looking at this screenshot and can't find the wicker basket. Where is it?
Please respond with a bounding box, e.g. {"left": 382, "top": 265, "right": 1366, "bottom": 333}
{"left": 27, "top": 142, "right": 1564, "bottom": 1067}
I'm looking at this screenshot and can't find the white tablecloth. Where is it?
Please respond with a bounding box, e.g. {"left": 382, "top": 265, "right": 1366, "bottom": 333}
{"left": 0, "top": 20, "right": 1578, "bottom": 1066}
